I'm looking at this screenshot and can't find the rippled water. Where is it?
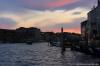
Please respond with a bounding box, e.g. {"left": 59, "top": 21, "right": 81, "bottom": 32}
{"left": 0, "top": 43, "right": 100, "bottom": 66}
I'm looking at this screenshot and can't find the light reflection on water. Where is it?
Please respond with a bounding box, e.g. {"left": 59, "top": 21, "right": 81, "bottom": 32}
{"left": 0, "top": 43, "right": 99, "bottom": 66}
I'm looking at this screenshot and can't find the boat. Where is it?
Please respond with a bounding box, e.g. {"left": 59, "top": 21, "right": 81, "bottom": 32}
{"left": 26, "top": 41, "right": 33, "bottom": 45}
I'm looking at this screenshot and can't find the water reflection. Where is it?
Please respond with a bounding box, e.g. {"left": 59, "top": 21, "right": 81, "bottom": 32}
{"left": 0, "top": 43, "right": 99, "bottom": 66}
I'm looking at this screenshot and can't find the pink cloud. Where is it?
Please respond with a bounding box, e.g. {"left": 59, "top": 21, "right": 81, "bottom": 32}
{"left": 18, "top": 0, "right": 78, "bottom": 9}
{"left": 0, "top": 24, "right": 12, "bottom": 29}
{"left": 46, "top": 0, "right": 78, "bottom": 8}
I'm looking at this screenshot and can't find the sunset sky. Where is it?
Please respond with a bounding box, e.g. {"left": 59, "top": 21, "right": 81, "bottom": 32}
{"left": 0, "top": 0, "right": 97, "bottom": 33}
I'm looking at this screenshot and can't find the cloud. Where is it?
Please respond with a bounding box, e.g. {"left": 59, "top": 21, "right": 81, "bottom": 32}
{"left": 0, "top": 7, "right": 88, "bottom": 33}
{"left": 55, "top": 0, "right": 96, "bottom": 10}
{"left": 0, "top": 0, "right": 96, "bottom": 33}
{"left": 46, "top": 0, "right": 78, "bottom": 8}
{"left": 0, "top": 17, "right": 17, "bottom": 29}
{"left": 0, "top": 0, "right": 22, "bottom": 12}
{"left": 21, "top": 0, "right": 96, "bottom": 10}
{"left": 1, "top": 0, "right": 94, "bottom": 11}
{"left": 72, "top": 12, "right": 82, "bottom": 15}
{"left": 0, "top": 0, "right": 96, "bottom": 13}
{"left": 42, "top": 17, "right": 86, "bottom": 33}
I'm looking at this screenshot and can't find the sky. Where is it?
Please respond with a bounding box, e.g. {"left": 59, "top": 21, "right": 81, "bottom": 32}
{"left": 0, "top": 0, "right": 97, "bottom": 33}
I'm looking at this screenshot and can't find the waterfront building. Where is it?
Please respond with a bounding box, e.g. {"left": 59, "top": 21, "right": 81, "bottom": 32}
{"left": 81, "top": 20, "right": 88, "bottom": 40}
{"left": 0, "top": 27, "right": 41, "bottom": 43}
{"left": 81, "top": 0, "right": 100, "bottom": 41}
{"left": 16, "top": 27, "right": 41, "bottom": 42}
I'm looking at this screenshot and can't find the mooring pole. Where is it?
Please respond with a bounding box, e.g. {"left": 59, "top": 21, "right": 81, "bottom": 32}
{"left": 61, "top": 27, "right": 64, "bottom": 45}
{"left": 61, "top": 27, "right": 66, "bottom": 55}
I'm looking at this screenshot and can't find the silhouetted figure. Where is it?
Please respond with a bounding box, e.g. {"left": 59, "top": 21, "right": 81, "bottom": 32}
{"left": 49, "top": 41, "right": 53, "bottom": 47}
{"left": 48, "top": 37, "right": 53, "bottom": 47}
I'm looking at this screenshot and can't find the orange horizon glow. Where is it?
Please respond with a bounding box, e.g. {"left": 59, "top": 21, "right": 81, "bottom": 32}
{"left": 42, "top": 27, "right": 81, "bottom": 34}
{"left": 63, "top": 28, "right": 80, "bottom": 33}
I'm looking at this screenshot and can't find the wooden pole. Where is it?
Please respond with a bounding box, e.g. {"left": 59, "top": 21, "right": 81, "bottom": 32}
{"left": 61, "top": 27, "right": 66, "bottom": 55}
{"left": 61, "top": 27, "right": 63, "bottom": 45}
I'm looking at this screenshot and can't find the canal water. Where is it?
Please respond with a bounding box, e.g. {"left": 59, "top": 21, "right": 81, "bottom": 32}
{"left": 0, "top": 42, "right": 100, "bottom": 66}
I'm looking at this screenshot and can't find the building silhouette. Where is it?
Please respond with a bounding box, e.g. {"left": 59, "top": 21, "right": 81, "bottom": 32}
{"left": 81, "top": 0, "right": 100, "bottom": 41}
{"left": 0, "top": 27, "right": 41, "bottom": 43}
{"left": 16, "top": 27, "right": 41, "bottom": 42}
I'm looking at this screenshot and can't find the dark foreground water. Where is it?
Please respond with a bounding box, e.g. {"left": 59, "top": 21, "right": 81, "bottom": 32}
{"left": 0, "top": 42, "right": 100, "bottom": 66}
